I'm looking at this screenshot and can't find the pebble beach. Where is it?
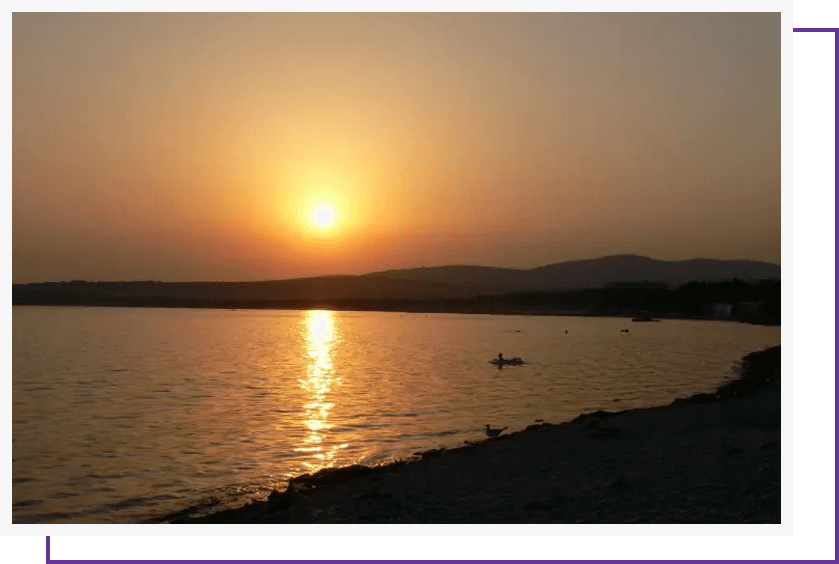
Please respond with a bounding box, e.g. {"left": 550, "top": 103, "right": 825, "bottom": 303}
{"left": 167, "top": 345, "right": 781, "bottom": 524}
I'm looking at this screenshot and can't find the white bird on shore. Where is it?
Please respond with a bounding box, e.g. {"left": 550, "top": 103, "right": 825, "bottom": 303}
{"left": 485, "top": 424, "right": 508, "bottom": 437}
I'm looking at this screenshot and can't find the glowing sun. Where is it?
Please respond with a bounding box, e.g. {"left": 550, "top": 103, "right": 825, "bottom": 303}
{"left": 312, "top": 206, "right": 335, "bottom": 228}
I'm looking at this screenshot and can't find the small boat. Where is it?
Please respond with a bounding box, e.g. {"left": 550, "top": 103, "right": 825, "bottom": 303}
{"left": 489, "top": 357, "right": 524, "bottom": 366}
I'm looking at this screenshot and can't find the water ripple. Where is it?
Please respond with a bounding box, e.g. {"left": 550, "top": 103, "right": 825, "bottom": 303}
{"left": 13, "top": 307, "right": 780, "bottom": 522}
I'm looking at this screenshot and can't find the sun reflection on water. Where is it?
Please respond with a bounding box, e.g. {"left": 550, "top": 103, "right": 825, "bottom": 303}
{"left": 296, "top": 310, "right": 344, "bottom": 471}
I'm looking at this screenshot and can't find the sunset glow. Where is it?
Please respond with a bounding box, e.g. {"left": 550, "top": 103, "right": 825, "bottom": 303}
{"left": 12, "top": 13, "right": 780, "bottom": 283}
{"left": 12, "top": 11, "right": 790, "bottom": 531}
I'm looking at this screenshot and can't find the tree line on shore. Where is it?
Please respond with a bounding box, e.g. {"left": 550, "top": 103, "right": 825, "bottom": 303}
{"left": 12, "top": 278, "right": 780, "bottom": 324}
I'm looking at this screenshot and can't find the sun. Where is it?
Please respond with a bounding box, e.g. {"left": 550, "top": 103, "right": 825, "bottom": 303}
{"left": 312, "top": 205, "right": 335, "bottom": 228}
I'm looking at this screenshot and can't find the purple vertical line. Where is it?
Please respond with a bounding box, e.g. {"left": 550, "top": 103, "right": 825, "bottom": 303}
{"left": 46, "top": 536, "right": 50, "bottom": 563}
{"left": 833, "top": 25, "right": 839, "bottom": 557}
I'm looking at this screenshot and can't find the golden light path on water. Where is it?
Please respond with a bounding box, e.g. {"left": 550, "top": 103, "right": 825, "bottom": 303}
{"left": 294, "top": 310, "right": 348, "bottom": 472}
{"left": 11, "top": 307, "right": 781, "bottom": 523}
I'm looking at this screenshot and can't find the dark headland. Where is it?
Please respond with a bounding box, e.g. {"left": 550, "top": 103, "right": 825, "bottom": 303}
{"left": 165, "top": 345, "right": 781, "bottom": 524}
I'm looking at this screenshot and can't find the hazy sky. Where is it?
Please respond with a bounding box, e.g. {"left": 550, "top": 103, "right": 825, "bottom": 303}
{"left": 13, "top": 12, "right": 780, "bottom": 283}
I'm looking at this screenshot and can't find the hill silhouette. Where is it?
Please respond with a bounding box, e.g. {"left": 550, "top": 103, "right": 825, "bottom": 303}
{"left": 13, "top": 255, "right": 780, "bottom": 314}
{"left": 370, "top": 255, "right": 780, "bottom": 292}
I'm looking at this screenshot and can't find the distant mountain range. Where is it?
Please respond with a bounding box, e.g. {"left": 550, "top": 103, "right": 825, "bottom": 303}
{"left": 14, "top": 255, "right": 780, "bottom": 305}
{"left": 368, "top": 255, "right": 781, "bottom": 295}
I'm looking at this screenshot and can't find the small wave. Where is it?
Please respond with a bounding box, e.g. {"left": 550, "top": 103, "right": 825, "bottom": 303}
{"left": 102, "top": 493, "right": 177, "bottom": 512}
{"left": 152, "top": 480, "right": 189, "bottom": 489}
{"left": 12, "top": 499, "right": 43, "bottom": 508}
{"left": 84, "top": 473, "right": 123, "bottom": 480}
{"left": 14, "top": 510, "right": 87, "bottom": 524}
{"left": 49, "top": 491, "right": 80, "bottom": 500}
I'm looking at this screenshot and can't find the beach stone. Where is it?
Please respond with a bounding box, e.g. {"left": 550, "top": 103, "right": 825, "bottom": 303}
{"left": 265, "top": 489, "right": 297, "bottom": 511}
{"left": 585, "top": 417, "right": 622, "bottom": 438}
{"left": 608, "top": 476, "right": 627, "bottom": 488}
{"left": 587, "top": 418, "right": 604, "bottom": 429}
{"left": 290, "top": 464, "right": 373, "bottom": 487}
{"left": 682, "top": 393, "right": 718, "bottom": 405}
{"left": 524, "top": 500, "right": 553, "bottom": 511}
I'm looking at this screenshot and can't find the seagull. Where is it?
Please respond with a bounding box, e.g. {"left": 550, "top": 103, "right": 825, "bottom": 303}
{"left": 485, "top": 424, "right": 508, "bottom": 437}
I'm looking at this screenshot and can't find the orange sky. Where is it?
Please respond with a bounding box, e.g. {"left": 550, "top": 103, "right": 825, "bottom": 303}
{"left": 13, "top": 13, "right": 780, "bottom": 283}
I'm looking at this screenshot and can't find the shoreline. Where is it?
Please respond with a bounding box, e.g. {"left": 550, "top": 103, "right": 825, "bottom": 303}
{"left": 13, "top": 303, "right": 779, "bottom": 326}
{"left": 166, "top": 345, "right": 781, "bottom": 524}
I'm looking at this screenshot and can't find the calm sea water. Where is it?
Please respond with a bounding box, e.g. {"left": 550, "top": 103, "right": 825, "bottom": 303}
{"left": 12, "top": 306, "right": 781, "bottom": 523}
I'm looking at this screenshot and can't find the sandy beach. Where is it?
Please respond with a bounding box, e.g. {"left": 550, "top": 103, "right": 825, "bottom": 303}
{"left": 167, "top": 345, "right": 781, "bottom": 524}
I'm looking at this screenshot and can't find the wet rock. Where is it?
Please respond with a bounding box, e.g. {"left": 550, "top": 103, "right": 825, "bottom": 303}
{"left": 717, "top": 346, "right": 781, "bottom": 399}
{"left": 681, "top": 393, "right": 718, "bottom": 405}
{"left": 290, "top": 464, "right": 373, "bottom": 487}
{"left": 414, "top": 448, "right": 444, "bottom": 459}
{"left": 573, "top": 410, "right": 617, "bottom": 424}
{"left": 585, "top": 417, "right": 622, "bottom": 438}
{"left": 266, "top": 489, "right": 297, "bottom": 511}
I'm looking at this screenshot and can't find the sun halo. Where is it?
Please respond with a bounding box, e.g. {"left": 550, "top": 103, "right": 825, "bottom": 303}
{"left": 312, "top": 206, "right": 335, "bottom": 228}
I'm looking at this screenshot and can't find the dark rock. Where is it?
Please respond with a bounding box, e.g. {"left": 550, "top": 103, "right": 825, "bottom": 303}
{"left": 682, "top": 393, "right": 718, "bottom": 405}
{"left": 590, "top": 426, "right": 622, "bottom": 438}
{"left": 717, "top": 346, "right": 781, "bottom": 399}
{"left": 524, "top": 500, "right": 554, "bottom": 511}
{"left": 414, "top": 448, "right": 444, "bottom": 459}
{"left": 289, "top": 464, "right": 373, "bottom": 487}
{"left": 359, "top": 488, "right": 388, "bottom": 500}
{"left": 608, "top": 476, "right": 627, "bottom": 488}
{"left": 572, "top": 410, "right": 616, "bottom": 424}
{"left": 585, "top": 417, "right": 622, "bottom": 438}
{"left": 266, "top": 489, "right": 297, "bottom": 511}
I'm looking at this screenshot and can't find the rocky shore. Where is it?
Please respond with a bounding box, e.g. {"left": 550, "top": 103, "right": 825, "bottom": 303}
{"left": 167, "top": 346, "right": 781, "bottom": 524}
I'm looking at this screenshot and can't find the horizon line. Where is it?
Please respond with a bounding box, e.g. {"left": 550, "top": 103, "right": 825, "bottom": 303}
{"left": 13, "top": 254, "right": 782, "bottom": 286}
